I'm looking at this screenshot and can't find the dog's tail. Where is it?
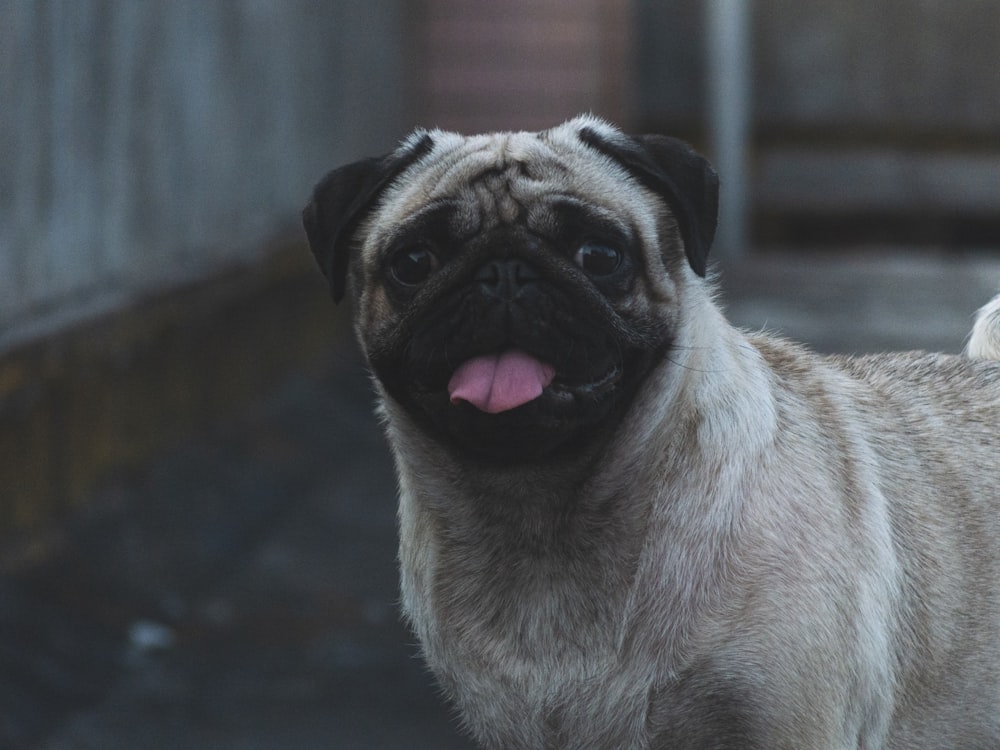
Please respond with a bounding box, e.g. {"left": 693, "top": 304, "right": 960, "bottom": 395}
{"left": 966, "top": 294, "right": 1000, "bottom": 360}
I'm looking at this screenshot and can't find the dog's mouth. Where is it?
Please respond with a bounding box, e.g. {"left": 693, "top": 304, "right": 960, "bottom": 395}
{"left": 447, "top": 348, "right": 623, "bottom": 414}
{"left": 371, "top": 337, "right": 655, "bottom": 462}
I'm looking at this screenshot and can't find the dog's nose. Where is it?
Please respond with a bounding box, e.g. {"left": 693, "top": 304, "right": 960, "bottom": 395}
{"left": 475, "top": 259, "right": 540, "bottom": 299}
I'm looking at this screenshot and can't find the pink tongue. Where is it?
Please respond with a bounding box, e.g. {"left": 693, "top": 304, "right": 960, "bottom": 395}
{"left": 448, "top": 350, "right": 556, "bottom": 414}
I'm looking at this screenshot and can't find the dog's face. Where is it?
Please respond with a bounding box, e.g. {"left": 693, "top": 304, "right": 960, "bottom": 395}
{"left": 303, "top": 116, "right": 719, "bottom": 462}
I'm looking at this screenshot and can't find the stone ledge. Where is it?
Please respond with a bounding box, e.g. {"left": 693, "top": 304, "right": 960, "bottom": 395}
{"left": 0, "top": 240, "right": 345, "bottom": 540}
{"left": 757, "top": 148, "right": 1000, "bottom": 214}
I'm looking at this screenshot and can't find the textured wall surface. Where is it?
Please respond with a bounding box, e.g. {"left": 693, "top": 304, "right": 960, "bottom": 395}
{"left": 416, "top": 0, "right": 633, "bottom": 134}
{"left": 0, "top": 1, "right": 408, "bottom": 352}
{"left": 638, "top": 0, "right": 1000, "bottom": 132}
{"left": 636, "top": 0, "right": 1000, "bottom": 246}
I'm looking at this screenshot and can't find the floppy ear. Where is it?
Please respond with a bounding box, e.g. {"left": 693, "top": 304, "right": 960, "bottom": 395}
{"left": 577, "top": 127, "right": 719, "bottom": 277}
{"left": 302, "top": 134, "right": 434, "bottom": 303}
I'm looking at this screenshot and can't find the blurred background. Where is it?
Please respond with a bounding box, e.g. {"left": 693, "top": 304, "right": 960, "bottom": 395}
{"left": 1, "top": 1, "right": 999, "bottom": 747}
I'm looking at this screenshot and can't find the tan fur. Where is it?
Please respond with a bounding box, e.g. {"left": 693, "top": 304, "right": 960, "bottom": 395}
{"left": 306, "top": 117, "right": 1000, "bottom": 749}
{"left": 388, "top": 285, "right": 1000, "bottom": 749}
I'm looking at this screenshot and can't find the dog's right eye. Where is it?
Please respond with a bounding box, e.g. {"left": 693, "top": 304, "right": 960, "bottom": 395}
{"left": 389, "top": 247, "right": 440, "bottom": 286}
{"left": 573, "top": 242, "right": 622, "bottom": 277}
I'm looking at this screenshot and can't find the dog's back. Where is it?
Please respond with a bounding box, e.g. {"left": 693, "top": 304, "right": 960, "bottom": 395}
{"left": 748, "top": 294, "right": 1000, "bottom": 748}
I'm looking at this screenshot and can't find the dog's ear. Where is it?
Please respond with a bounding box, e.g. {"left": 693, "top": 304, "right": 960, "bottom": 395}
{"left": 302, "top": 134, "right": 434, "bottom": 303}
{"left": 578, "top": 127, "right": 719, "bottom": 277}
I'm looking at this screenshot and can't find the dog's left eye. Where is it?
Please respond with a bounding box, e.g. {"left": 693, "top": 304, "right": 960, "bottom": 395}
{"left": 573, "top": 243, "right": 621, "bottom": 276}
{"left": 389, "top": 247, "right": 440, "bottom": 286}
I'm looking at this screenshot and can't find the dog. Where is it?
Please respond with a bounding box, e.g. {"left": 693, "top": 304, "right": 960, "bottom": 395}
{"left": 303, "top": 115, "right": 1000, "bottom": 749}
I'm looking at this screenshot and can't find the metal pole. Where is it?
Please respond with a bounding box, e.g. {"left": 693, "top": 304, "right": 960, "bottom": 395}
{"left": 706, "top": 0, "right": 752, "bottom": 260}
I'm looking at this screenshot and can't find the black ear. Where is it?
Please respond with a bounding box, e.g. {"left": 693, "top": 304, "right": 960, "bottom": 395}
{"left": 302, "top": 134, "right": 434, "bottom": 303}
{"left": 578, "top": 127, "right": 719, "bottom": 277}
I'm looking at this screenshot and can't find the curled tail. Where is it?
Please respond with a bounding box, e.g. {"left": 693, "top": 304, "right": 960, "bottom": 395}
{"left": 966, "top": 294, "right": 1000, "bottom": 360}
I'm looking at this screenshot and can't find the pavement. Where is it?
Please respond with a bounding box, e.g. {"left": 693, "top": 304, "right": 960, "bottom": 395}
{"left": 3, "top": 249, "right": 1000, "bottom": 750}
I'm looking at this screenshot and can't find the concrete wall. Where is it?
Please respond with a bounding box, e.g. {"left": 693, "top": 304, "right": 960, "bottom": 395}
{"left": 637, "top": 0, "right": 1000, "bottom": 246}
{"left": 638, "top": 0, "right": 1000, "bottom": 133}
{"left": 0, "top": 0, "right": 408, "bottom": 353}
{"left": 415, "top": 0, "right": 632, "bottom": 134}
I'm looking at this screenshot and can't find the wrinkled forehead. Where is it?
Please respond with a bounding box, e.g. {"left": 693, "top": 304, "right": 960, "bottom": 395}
{"left": 362, "top": 129, "right": 659, "bottom": 254}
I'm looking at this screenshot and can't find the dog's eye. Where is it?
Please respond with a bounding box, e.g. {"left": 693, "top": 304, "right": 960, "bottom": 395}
{"left": 573, "top": 243, "right": 621, "bottom": 276}
{"left": 389, "top": 247, "right": 440, "bottom": 286}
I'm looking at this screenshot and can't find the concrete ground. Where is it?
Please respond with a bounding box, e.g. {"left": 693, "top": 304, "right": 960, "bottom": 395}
{"left": 4, "top": 250, "right": 1000, "bottom": 750}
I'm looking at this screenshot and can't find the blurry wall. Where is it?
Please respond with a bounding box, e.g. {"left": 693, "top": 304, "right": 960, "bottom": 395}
{"left": 637, "top": 0, "right": 1000, "bottom": 248}
{"left": 0, "top": 1, "right": 412, "bottom": 536}
{"left": 414, "top": 0, "right": 633, "bottom": 134}
{"left": 0, "top": 0, "right": 408, "bottom": 353}
{"left": 640, "top": 0, "right": 1000, "bottom": 134}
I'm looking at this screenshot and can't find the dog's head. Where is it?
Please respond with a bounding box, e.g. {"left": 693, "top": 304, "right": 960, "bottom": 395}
{"left": 303, "top": 116, "right": 718, "bottom": 462}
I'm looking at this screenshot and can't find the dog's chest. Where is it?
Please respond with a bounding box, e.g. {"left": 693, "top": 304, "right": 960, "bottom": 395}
{"left": 431, "top": 636, "right": 654, "bottom": 749}
{"left": 394, "top": 463, "right": 667, "bottom": 747}
{"left": 411, "top": 564, "right": 658, "bottom": 748}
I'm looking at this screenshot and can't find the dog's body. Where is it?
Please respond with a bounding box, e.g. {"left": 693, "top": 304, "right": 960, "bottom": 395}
{"left": 392, "top": 314, "right": 1000, "bottom": 749}
{"left": 304, "top": 116, "right": 1000, "bottom": 749}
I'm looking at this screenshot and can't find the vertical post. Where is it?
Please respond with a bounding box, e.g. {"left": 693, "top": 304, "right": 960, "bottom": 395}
{"left": 706, "top": 0, "right": 752, "bottom": 260}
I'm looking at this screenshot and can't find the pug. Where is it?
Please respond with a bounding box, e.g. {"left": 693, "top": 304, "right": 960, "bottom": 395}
{"left": 303, "top": 115, "right": 1000, "bottom": 749}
